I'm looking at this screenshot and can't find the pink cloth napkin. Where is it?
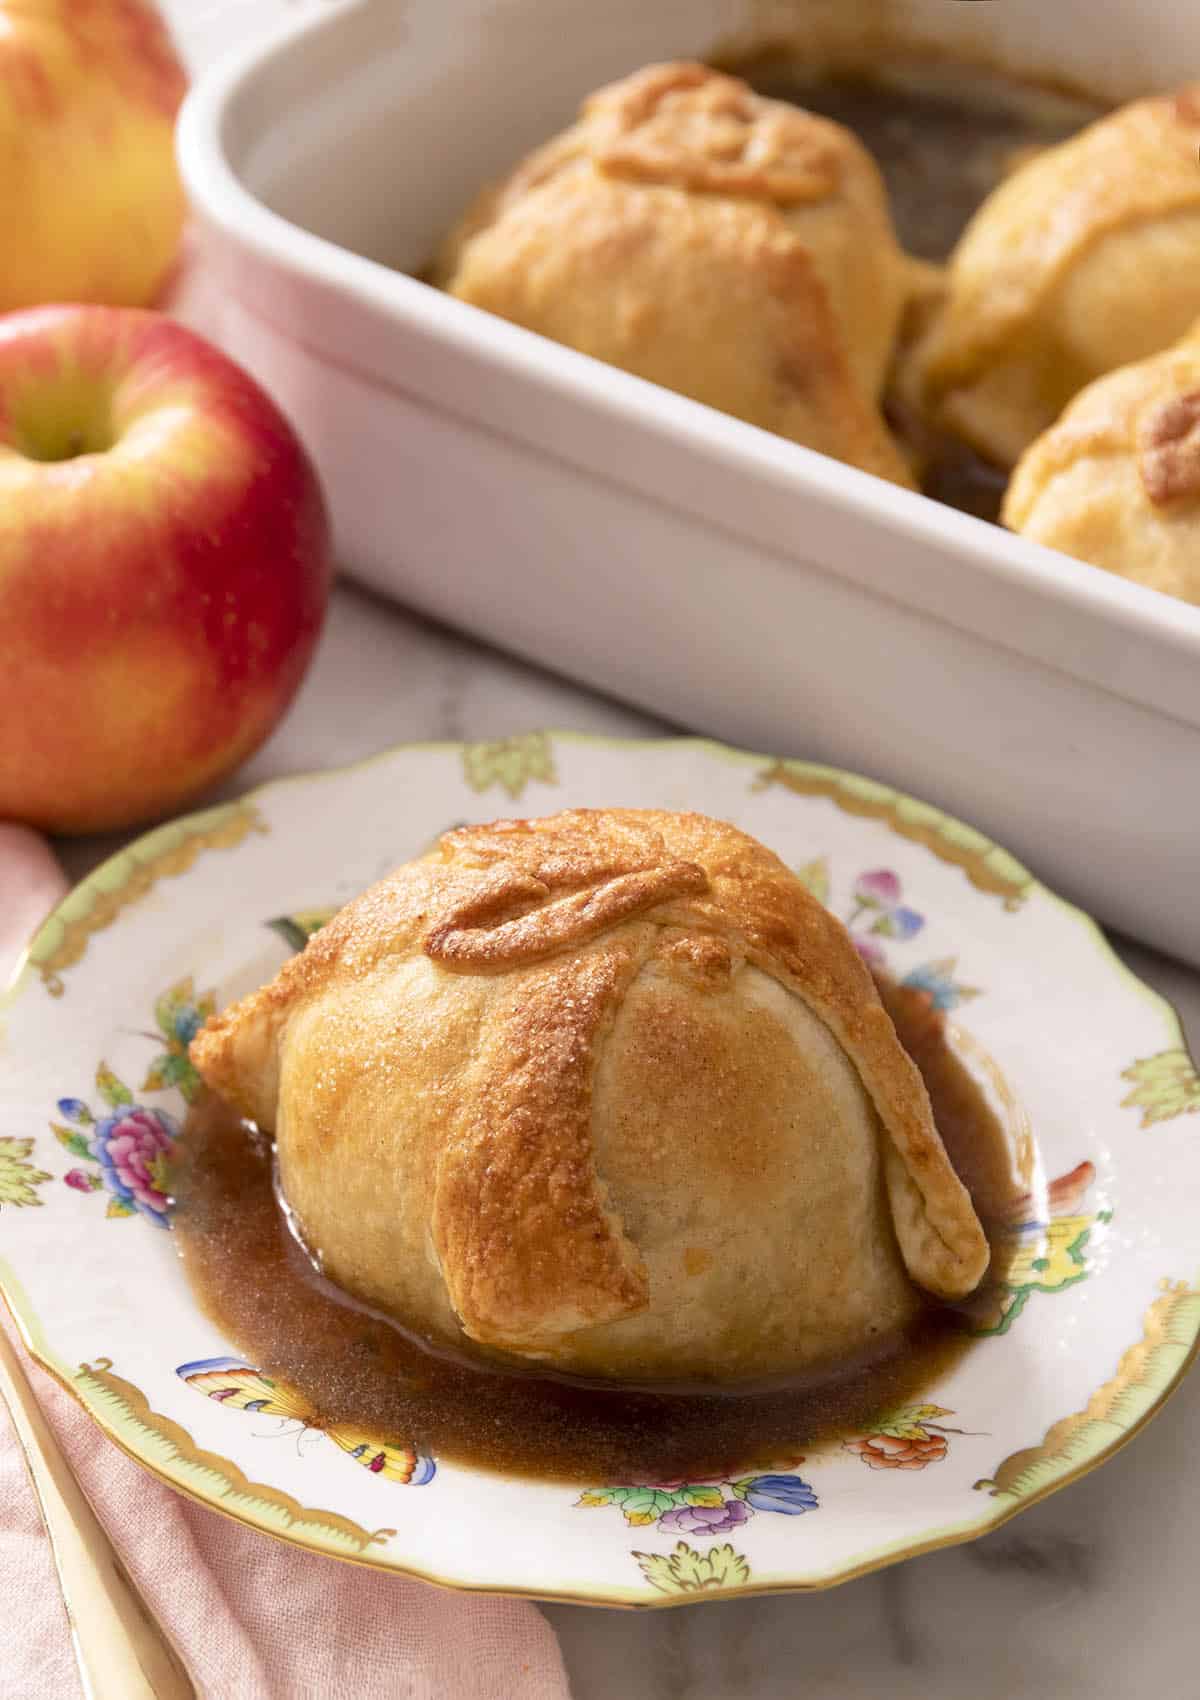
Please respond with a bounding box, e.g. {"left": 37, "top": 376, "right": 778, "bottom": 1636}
{"left": 0, "top": 827, "right": 572, "bottom": 1699}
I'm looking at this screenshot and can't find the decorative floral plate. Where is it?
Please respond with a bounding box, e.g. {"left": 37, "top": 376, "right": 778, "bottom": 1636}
{"left": 2, "top": 734, "right": 1199, "bottom": 1607}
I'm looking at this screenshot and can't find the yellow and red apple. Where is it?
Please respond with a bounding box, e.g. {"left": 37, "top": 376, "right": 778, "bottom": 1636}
{"left": 0, "top": 305, "right": 332, "bottom": 833}
{"left": 0, "top": 0, "right": 188, "bottom": 311}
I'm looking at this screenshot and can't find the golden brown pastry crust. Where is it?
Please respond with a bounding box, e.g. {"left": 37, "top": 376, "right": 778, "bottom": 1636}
{"left": 432, "top": 62, "right": 914, "bottom": 487}
{"left": 192, "top": 810, "right": 988, "bottom": 1377}
{"left": 435, "top": 933, "right": 652, "bottom": 1344}
{"left": 908, "top": 87, "right": 1200, "bottom": 468}
{"left": 1003, "top": 319, "right": 1200, "bottom": 604}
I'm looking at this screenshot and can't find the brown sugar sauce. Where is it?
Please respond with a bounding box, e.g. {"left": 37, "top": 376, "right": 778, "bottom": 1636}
{"left": 170, "top": 979, "right": 1025, "bottom": 1484}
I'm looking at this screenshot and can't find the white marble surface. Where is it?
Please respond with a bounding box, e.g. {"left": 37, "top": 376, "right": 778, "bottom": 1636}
{"left": 57, "top": 581, "right": 1200, "bottom": 1700}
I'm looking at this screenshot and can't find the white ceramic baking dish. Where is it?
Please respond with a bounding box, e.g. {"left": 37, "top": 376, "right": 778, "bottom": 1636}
{"left": 177, "top": 0, "right": 1200, "bottom": 965}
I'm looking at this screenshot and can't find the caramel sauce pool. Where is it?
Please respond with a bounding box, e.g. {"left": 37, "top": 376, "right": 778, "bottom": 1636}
{"left": 171, "top": 981, "right": 1021, "bottom": 1484}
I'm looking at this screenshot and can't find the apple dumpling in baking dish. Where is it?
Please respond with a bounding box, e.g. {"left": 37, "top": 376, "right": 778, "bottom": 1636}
{"left": 1004, "top": 319, "right": 1200, "bottom": 607}
{"left": 907, "top": 86, "right": 1200, "bottom": 471}
{"left": 190, "top": 809, "right": 988, "bottom": 1385}
{"left": 432, "top": 62, "right": 916, "bottom": 487}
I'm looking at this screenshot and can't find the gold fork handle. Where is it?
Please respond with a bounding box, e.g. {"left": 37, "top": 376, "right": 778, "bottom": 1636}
{"left": 0, "top": 1321, "right": 197, "bottom": 1700}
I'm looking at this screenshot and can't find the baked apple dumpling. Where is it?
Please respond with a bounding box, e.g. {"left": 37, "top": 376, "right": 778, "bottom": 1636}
{"left": 191, "top": 809, "right": 988, "bottom": 1384}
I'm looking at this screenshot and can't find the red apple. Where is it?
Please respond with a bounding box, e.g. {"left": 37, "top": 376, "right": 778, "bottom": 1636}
{"left": 0, "top": 305, "right": 332, "bottom": 833}
{"left": 0, "top": 0, "right": 189, "bottom": 311}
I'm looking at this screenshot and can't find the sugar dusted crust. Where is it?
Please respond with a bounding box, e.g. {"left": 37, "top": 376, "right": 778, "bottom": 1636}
{"left": 191, "top": 809, "right": 989, "bottom": 1372}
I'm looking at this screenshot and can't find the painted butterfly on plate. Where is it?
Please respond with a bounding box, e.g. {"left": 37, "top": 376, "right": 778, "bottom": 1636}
{"left": 178, "top": 1357, "right": 436, "bottom": 1485}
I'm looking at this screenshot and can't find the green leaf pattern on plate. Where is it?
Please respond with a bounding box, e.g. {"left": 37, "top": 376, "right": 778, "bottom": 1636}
{"left": 461, "top": 732, "right": 557, "bottom": 799}
{"left": 141, "top": 977, "right": 216, "bottom": 1105}
{"left": 0, "top": 1138, "right": 52, "bottom": 1208}
{"left": 795, "top": 856, "right": 831, "bottom": 906}
{"left": 51, "top": 1123, "right": 93, "bottom": 1162}
{"left": 267, "top": 909, "right": 338, "bottom": 952}
{"left": 95, "top": 1062, "right": 133, "bottom": 1110}
{"left": 634, "top": 1542, "right": 751, "bottom": 1595}
{"left": 1121, "top": 1050, "right": 1200, "bottom": 1128}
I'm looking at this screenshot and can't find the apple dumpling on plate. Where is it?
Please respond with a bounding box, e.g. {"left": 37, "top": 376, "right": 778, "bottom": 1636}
{"left": 432, "top": 62, "right": 916, "bottom": 487}
{"left": 190, "top": 808, "right": 988, "bottom": 1385}
{"left": 1003, "top": 320, "right": 1200, "bottom": 606}
{"left": 905, "top": 86, "right": 1200, "bottom": 470}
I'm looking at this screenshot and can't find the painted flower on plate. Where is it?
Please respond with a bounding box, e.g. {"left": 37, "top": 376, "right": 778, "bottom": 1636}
{"left": 56, "top": 1051, "right": 185, "bottom": 1226}
{"left": 735, "top": 1473, "right": 821, "bottom": 1514}
{"left": 843, "top": 1404, "right": 956, "bottom": 1469}
{"left": 141, "top": 977, "right": 216, "bottom": 1104}
{"left": 900, "top": 957, "right": 980, "bottom": 1013}
{"left": 90, "top": 1106, "right": 178, "bottom": 1225}
{"left": 658, "top": 1499, "right": 750, "bottom": 1534}
{"left": 851, "top": 870, "right": 925, "bottom": 941}
{"left": 845, "top": 1432, "right": 949, "bottom": 1470}
{"left": 579, "top": 1468, "right": 819, "bottom": 1532}
{"left": 964, "top": 1162, "right": 1107, "bottom": 1336}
